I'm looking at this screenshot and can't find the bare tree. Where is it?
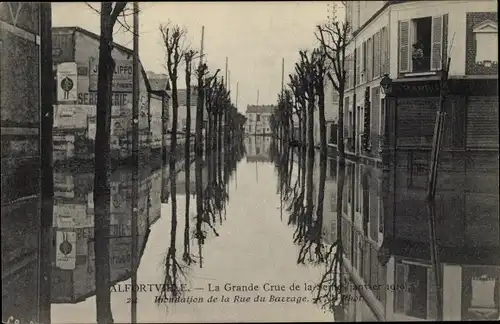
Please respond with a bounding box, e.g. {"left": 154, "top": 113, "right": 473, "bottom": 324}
{"left": 183, "top": 49, "right": 197, "bottom": 264}
{"left": 316, "top": 1, "right": 351, "bottom": 162}
{"left": 86, "top": 3, "right": 128, "bottom": 323}
{"left": 312, "top": 48, "right": 328, "bottom": 159}
{"left": 160, "top": 24, "right": 187, "bottom": 254}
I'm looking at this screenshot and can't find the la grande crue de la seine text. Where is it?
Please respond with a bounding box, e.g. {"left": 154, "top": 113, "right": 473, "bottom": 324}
{"left": 111, "top": 282, "right": 318, "bottom": 293}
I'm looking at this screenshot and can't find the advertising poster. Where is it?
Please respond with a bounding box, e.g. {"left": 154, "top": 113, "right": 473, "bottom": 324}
{"left": 89, "top": 57, "right": 133, "bottom": 92}
{"left": 55, "top": 230, "right": 77, "bottom": 270}
{"left": 57, "top": 62, "right": 78, "bottom": 102}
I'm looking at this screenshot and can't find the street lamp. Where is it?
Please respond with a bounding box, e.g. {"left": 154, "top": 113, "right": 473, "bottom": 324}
{"left": 380, "top": 73, "right": 393, "bottom": 96}
{"left": 379, "top": 73, "right": 393, "bottom": 156}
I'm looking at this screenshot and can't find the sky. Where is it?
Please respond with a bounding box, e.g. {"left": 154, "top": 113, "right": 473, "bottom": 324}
{"left": 52, "top": 2, "right": 335, "bottom": 113}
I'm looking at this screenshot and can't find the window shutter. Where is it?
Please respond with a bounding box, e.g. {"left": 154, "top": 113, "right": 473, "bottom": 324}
{"left": 356, "top": 48, "right": 361, "bottom": 85}
{"left": 367, "top": 38, "right": 373, "bottom": 81}
{"left": 374, "top": 31, "right": 380, "bottom": 78}
{"left": 398, "top": 20, "right": 410, "bottom": 73}
{"left": 362, "top": 41, "right": 367, "bottom": 82}
{"left": 431, "top": 15, "right": 444, "bottom": 71}
{"left": 381, "top": 27, "right": 388, "bottom": 74}
{"left": 344, "top": 96, "right": 350, "bottom": 137}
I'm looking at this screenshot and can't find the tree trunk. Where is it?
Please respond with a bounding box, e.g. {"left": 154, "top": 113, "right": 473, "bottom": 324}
{"left": 318, "top": 86, "right": 327, "bottom": 157}
{"left": 337, "top": 90, "right": 345, "bottom": 163}
{"left": 183, "top": 61, "right": 191, "bottom": 261}
{"left": 307, "top": 96, "right": 315, "bottom": 158}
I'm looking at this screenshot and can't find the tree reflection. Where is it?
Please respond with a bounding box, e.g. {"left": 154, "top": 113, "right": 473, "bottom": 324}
{"left": 160, "top": 172, "right": 187, "bottom": 300}
{"left": 94, "top": 192, "right": 113, "bottom": 323}
{"left": 313, "top": 161, "right": 345, "bottom": 319}
{"left": 275, "top": 140, "right": 347, "bottom": 319}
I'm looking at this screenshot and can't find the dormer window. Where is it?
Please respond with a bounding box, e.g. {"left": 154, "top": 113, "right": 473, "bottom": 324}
{"left": 473, "top": 20, "right": 498, "bottom": 67}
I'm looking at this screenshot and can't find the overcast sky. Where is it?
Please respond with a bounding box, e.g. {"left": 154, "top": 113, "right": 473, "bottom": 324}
{"left": 52, "top": 2, "right": 335, "bottom": 113}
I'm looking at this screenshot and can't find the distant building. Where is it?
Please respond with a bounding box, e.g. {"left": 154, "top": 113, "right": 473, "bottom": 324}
{"left": 245, "top": 105, "right": 275, "bottom": 136}
{"left": 147, "top": 71, "right": 170, "bottom": 156}
{"left": 166, "top": 89, "right": 206, "bottom": 134}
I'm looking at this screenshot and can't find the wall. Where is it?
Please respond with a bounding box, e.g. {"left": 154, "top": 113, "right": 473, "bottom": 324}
{"left": 0, "top": 3, "right": 42, "bottom": 323}
{"left": 149, "top": 93, "right": 162, "bottom": 149}
{"left": 52, "top": 28, "right": 151, "bottom": 161}
{"left": 245, "top": 112, "right": 272, "bottom": 135}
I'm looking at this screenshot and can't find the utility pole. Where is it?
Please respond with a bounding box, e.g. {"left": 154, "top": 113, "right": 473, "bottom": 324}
{"left": 228, "top": 70, "right": 231, "bottom": 94}
{"left": 235, "top": 81, "right": 239, "bottom": 109}
{"left": 131, "top": 2, "right": 139, "bottom": 323}
{"left": 257, "top": 89, "right": 259, "bottom": 105}
{"left": 225, "top": 56, "right": 228, "bottom": 88}
{"left": 427, "top": 57, "right": 451, "bottom": 200}
{"left": 39, "top": 3, "right": 53, "bottom": 324}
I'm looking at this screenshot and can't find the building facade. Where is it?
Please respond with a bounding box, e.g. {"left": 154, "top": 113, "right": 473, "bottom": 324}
{"left": 245, "top": 105, "right": 275, "bottom": 136}
{"left": 340, "top": 0, "right": 498, "bottom": 162}
{"left": 52, "top": 26, "right": 154, "bottom": 163}
{"left": 316, "top": 79, "right": 340, "bottom": 147}
{"left": 1, "top": 3, "right": 52, "bottom": 323}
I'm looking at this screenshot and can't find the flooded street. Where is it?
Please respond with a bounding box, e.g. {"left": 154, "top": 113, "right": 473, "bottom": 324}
{"left": 2, "top": 135, "right": 499, "bottom": 323}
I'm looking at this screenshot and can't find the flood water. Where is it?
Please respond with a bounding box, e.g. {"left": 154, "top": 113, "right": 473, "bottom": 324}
{"left": 2, "top": 136, "right": 499, "bottom": 323}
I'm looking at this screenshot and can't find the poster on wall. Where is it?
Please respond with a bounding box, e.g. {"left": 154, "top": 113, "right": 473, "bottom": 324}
{"left": 57, "top": 62, "right": 78, "bottom": 102}
{"left": 55, "top": 230, "right": 77, "bottom": 270}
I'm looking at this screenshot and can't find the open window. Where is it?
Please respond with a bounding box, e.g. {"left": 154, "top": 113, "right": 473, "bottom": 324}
{"left": 399, "top": 15, "right": 446, "bottom": 74}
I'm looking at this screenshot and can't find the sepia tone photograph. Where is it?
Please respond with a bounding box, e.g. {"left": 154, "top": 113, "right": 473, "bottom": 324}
{"left": 0, "top": 1, "right": 499, "bottom": 323}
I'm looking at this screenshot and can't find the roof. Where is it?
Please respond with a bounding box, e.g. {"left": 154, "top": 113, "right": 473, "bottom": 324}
{"left": 168, "top": 89, "right": 198, "bottom": 107}
{"left": 52, "top": 26, "right": 152, "bottom": 93}
{"left": 149, "top": 77, "right": 170, "bottom": 92}
{"left": 246, "top": 105, "right": 276, "bottom": 114}
{"left": 147, "top": 71, "right": 170, "bottom": 92}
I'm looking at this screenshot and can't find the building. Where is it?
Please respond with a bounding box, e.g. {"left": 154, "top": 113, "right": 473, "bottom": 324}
{"left": 245, "top": 105, "right": 275, "bottom": 136}
{"left": 51, "top": 168, "right": 159, "bottom": 304}
{"left": 1, "top": 3, "right": 52, "bottom": 323}
{"left": 147, "top": 71, "right": 170, "bottom": 160}
{"left": 167, "top": 89, "right": 204, "bottom": 134}
{"left": 245, "top": 136, "right": 272, "bottom": 162}
{"left": 339, "top": 0, "right": 498, "bottom": 163}
{"left": 51, "top": 26, "right": 154, "bottom": 163}
{"left": 315, "top": 79, "right": 340, "bottom": 147}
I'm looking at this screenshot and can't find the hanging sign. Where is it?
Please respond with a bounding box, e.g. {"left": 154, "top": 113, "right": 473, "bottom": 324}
{"left": 57, "top": 62, "right": 78, "bottom": 102}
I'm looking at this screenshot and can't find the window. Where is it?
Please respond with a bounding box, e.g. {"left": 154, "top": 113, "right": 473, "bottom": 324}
{"left": 399, "top": 15, "right": 445, "bottom": 73}
{"left": 256, "top": 114, "right": 260, "bottom": 122}
{"left": 411, "top": 17, "right": 432, "bottom": 72}
{"left": 473, "top": 20, "right": 498, "bottom": 65}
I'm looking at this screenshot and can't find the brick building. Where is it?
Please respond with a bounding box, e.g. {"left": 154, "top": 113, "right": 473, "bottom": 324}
{"left": 340, "top": 0, "right": 498, "bottom": 163}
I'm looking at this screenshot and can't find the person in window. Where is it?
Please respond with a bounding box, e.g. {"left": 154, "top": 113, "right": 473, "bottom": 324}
{"left": 412, "top": 40, "right": 425, "bottom": 72}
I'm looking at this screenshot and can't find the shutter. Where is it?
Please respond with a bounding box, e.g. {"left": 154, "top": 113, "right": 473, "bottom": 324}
{"left": 467, "top": 96, "right": 499, "bottom": 148}
{"left": 371, "top": 87, "right": 380, "bottom": 149}
{"left": 374, "top": 31, "right": 380, "bottom": 78}
{"left": 356, "top": 48, "right": 361, "bottom": 85}
{"left": 431, "top": 15, "right": 444, "bottom": 71}
{"left": 362, "top": 41, "right": 367, "bottom": 82}
{"left": 394, "top": 263, "right": 407, "bottom": 313}
{"left": 344, "top": 96, "right": 350, "bottom": 137}
{"left": 381, "top": 27, "right": 388, "bottom": 74}
{"left": 398, "top": 20, "right": 410, "bottom": 73}
{"left": 367, "top": 38, "right": 373, "bottom": 81}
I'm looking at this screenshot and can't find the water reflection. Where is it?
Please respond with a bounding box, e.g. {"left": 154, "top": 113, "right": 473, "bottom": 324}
{"left": 2, "top": 134, "right": 497, "bottom": 322}
{"left": 273, "top": 140, "right": 500, "bottom": 322}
